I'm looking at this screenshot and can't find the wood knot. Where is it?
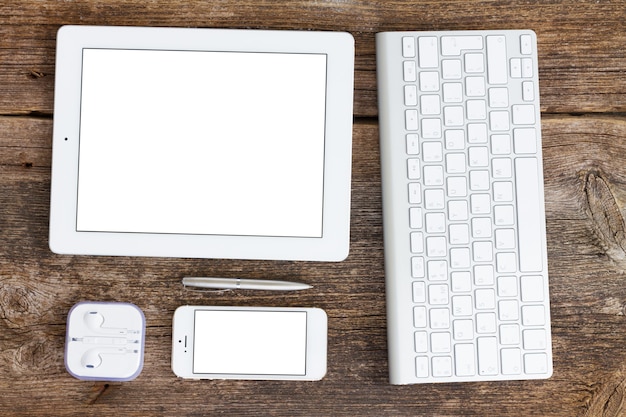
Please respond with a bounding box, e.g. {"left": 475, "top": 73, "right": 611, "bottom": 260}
{"left": 583, "top": 369, "right": 626, "bottom": 417}
{"left": 579, "top": 170, "right": 626, "bottom": 266}
{"left": 27, "top": 69, "right": 46, "bottom": 79}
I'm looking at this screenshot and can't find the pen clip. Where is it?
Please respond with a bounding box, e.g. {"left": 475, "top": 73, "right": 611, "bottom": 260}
{"left": 182, "top": 283, "right": 234, "bottom": 293}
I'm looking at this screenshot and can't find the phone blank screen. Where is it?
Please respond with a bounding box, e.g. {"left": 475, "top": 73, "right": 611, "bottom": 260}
{"left": 76, "top": 49, "right": 327, "bottom": 238}
{"left": 193, "top": 310, "right": 307, "bottom": 375}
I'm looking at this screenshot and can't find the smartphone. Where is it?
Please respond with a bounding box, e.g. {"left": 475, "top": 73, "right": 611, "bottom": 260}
{"left": 171, "top": 306, "right": 327, "bottom": 380}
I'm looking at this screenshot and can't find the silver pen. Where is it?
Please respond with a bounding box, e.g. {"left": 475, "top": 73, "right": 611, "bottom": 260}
{"left": 182, "top": 277, "right": 312, "bottom": 291}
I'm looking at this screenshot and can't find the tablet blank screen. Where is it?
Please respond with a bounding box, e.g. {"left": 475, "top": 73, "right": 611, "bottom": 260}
{"left": 76, "top": 49, "right": 327, "bottom": 238}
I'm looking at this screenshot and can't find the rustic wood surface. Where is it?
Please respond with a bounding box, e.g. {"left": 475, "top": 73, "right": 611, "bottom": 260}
{"left": 1, "top": 1, "right": 625, "bottom": 416}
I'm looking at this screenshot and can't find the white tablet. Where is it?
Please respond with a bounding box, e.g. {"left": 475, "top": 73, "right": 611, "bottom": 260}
{"left": 49, "top": 26, "right": 354, "bottom": 261}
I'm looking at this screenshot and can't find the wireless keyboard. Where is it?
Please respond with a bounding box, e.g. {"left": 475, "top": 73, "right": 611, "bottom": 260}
{"left": 376, "top": 30, "right": 552, "bottom": 384}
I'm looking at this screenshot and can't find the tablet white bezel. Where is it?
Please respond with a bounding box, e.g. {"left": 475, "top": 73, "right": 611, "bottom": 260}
{"left": 50, "top": 26, "right": 354, "bottom": 261}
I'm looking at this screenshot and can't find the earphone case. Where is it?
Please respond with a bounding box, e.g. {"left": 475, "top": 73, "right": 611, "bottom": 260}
{"left": 65, "top": 301, "right": 145, "bottom": 381}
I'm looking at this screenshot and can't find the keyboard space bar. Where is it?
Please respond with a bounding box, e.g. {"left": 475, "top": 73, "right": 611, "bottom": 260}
{"left": 515, "top": 158, "right": 544, "bottom": 272}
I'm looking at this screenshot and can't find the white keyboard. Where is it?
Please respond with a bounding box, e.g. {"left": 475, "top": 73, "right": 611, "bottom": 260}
{"left": 376, "top": 30, "right": 552, "bottom": 384}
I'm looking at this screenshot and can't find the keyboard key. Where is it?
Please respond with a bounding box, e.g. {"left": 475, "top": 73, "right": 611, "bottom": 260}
{"left": 426, "top": 236, "right": 447, "bottom": 257}
{"left": 522, "top": 81, "right": 535, "bottom": 101}
{"left": 447, "top": 177, "right": 468, "bottom": 197}
{"left": 512, "top": 104, "right": 535, "bottom": 125}
{"left": 510, "top": 58, "right": 522, "bottom": 78}
{"left": 413, "top": 281, "right": 426, "bottom": 303}
{"left": 415, "top": 331, "right": 428, "bottom": 353}
{"left": 513, "top": 128, "right": 537, "bottom": 154}
{"left": 496, "top": 252, "right": 517, "bottom": 273}
{"left": 523, "top": 329, "right": 547, "bottom": 350}
{"left": 423, "top": 142, "right": 443, "bottom": 162}
{"left": 411, "top": 256, "right": 425, "bottom": 278}
{"left": 443, "top": 83, "right": 463, "bottom": 103}
{"left": 410, "top": 232, "right": 424, "bottom": 253}
{"left": 452, "top": 295, "right": 473, "bottom": 316}
{"left": 453, "top": 319, "right": 474, "bottom": 340}
{"left": 427, "top": 260, "right": 448, "bottom": 281}
{"left": 441, "top": 35, "right": 483, "bottom": 55}
{"left": 407, "top": 158, "right": 420, "bottom": 179}
{"left": 473, "top": 241, "right": 493, "bottom": 262}
{"left": 406, "top": 134, "right": 420, "bottom": 154}
{"left": 445, "top": 129, "right": 465, "bottom": 149}
{"left": 486, "top": 35, "right": 507, "bottom": 84}
{"left": 414, "top": 306, "right": 427, "bottom": 327}
{"left": 476, "top": 312, "right": 497, "bottom": 333}
{"left": 405, "top": 109, "right": 418, "bottom": 130}
{"left": 430, "top": 308, "right": 451, "bottom": 329}
{"left": 451, "top": 272, "right": 472, "bottom": 292}
{"left": 403, "top": 60, "right": 417, "bottom": 82}
{"left": 497, "top": 276, "right": 518, "bottom": 297}
{"left": 492, "top": 157, "right": 512, "bottom": 177}
{"left": 429, "top": 284, "right": 450, "bottom": 305}
{"left": 499, "top": 324, "right": 520, "bottom": 345}
{"left": 431, "top": 332, "right": 451, "bottom": 353}
{"left": 475, "top": 289, "right": 496, "bottom": 310}
{"left": 473, "top": 264, "right": 494, "bottom": 286}
{"left": 402, "top": 36, "right": 416, "bottom": 57}
{"left": 493, "top": 181, "right": 514, "bottom": 202}
{"left": 472, "top": 217, "right": 492, "bottom": 238}
{"left": 521, "top": 58, "right": 533, "bottom": 78}
{"left": 455, "top": 343, "right": 476, "bottom": 376}
{"left": 442, "top": 59, "right": 462, "bottom": 79}
{"left": 416, "top": 356, "right": 429, "bottom": 377}
{"left": 488, "top": 87, "right": 509, "bottom": 108}
{"left": 466, "top": 76, "right": 486, "bottom": 96}
{"left": 444, "top": 106, "right": 464, "bottom": 126}
{"left": 467, "top": 100, "right": 487, "bottom": 120}
{"left": 419, "top": 71, "right": 440, "bottom": 91}
{"left": 520, "top": 275, "right": 544, "bottom": 301}
{"left": 404, "top": 85, "right": 418, "bottom": 106}
{"left": 450, "top": 247, "right": 471, "bottom": 268}
{"left": 408, "top": 183, "right": 422, "bottom": 204}
{"left": 421, "top": 95, "right": 441, "bottom": 115}
{"left": 469, "top": 147, "right": 489, "bottom": 167}
{"left": 515, "top": 158, "right": 544, "bottom": 272}
{"left": 449, "top": 224, "right": 470, "bottom": 245}
{"left": 477, "top": 337, "right": 498, "bottom": 375}
{"left": 418, "top": 36, "right": 438, "bottom": 68}
{"left": 494, "top": 205, "right": 515, "bottom": 225}
{"left": 446, "top": 153, "right": 466, "bottom": 174}
{"left": 498, "top": 300, "right": 519, "bottom": 321}
{"left": 467, "top": 123, "right": 488, "bottom": 143}
{"left": 522, "top": 305, "right": 546, "bottom": 326}
{"left": 469, "top": 170, "right": 490, "bottom": 191}
{"left": 432, "top": 356, "right": 453, "bottom": 377}
{"left": 409, "top": 207, "right": 423, "bottom": 228}
{"left": 524, "top": 353, "right": 549, "bottom": 374}
{"left": 448, "top": 200, "right": 469, "bottom": 221}
{"left": 470, "top": 193, "right": 491, "bottom": 214}
{"left": 495, "top": 228, "right": 516, "bottom": 249}
{"left": 520, "top": 34, "right": 533, "bottom": 55}
{"left": 489, "top": 110, "right": 510, "bottom": 131}
{"left": 465, "top": 53, "right": 485, "bottom": 73}
{"left": 501, "top": 348, "right": 522, "bottom": 375}
{"left": 491, "top": 134, "right": 512, "bottom": 155}
{"left": 422, "top": 118, "right": 442, "bottom": 138}
{"left": 424, "top": 189, "right": 445, "bottom": 209}
{"left": 425, "top": 212, "right": 446, "bottom": 233}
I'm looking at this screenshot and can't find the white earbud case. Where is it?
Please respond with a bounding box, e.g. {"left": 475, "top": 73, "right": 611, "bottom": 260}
{"left": 65, "top": 301, "right": 145, "bottom": 381}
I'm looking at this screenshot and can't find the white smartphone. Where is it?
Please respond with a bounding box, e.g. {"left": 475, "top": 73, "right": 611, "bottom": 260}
{"left": 171, "top": 306, "right": 327, "bottom": 381}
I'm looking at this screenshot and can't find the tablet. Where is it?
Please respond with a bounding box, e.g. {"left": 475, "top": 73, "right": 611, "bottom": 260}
{"left": 49, "top": 26, "right": 354, "bottom": 261}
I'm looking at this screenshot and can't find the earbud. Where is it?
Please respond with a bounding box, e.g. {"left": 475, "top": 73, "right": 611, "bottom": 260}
{"left": 81, "top": 348, "right": 137, "bottom": 369}
{"left": 84, "top": 311, "right": 128, "bottom": 335}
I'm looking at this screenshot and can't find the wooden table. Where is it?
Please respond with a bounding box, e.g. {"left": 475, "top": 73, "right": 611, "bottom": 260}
{"left": 1, "top": 1, "right": 625, "bottom": 415}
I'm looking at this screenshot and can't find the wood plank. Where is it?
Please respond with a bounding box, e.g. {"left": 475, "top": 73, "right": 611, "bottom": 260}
{"left": 1, "top": 115, "right": 626, "bottom": 415}
{"left": 0, "top": 1, "right": 625, "bottom": 117}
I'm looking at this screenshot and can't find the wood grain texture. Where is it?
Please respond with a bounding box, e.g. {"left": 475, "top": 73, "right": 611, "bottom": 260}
{"left": 1, "top": 0, "right": 626, "bottom": 415}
